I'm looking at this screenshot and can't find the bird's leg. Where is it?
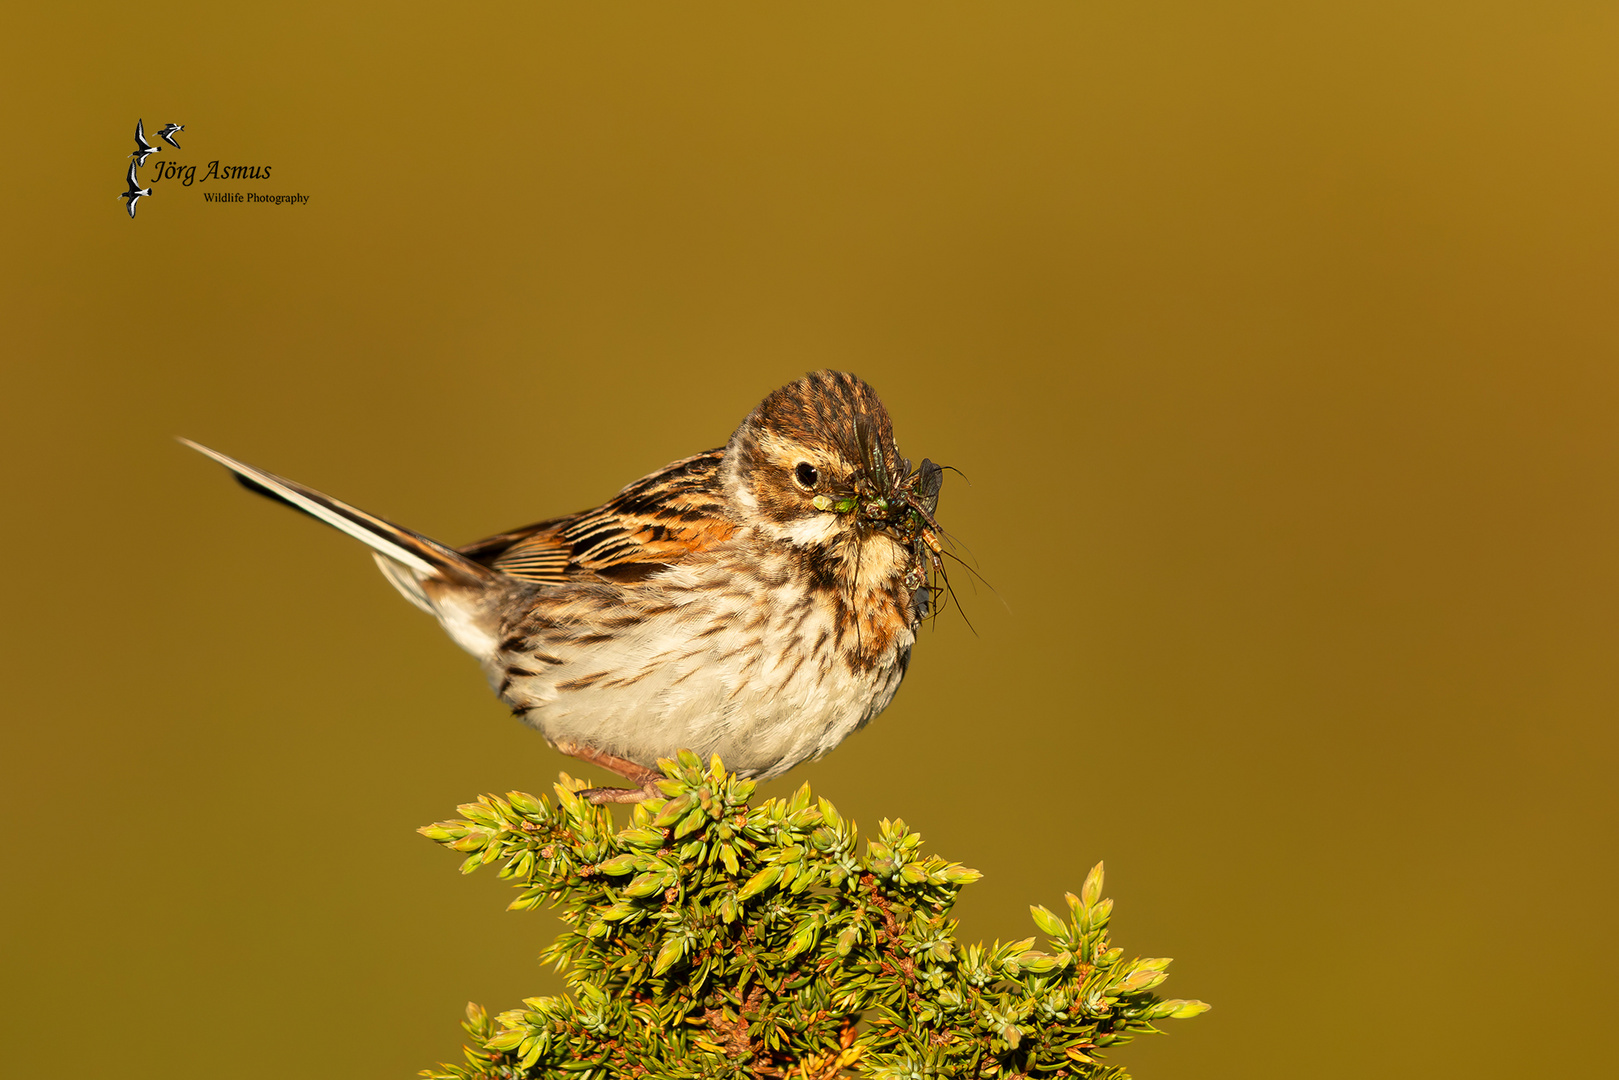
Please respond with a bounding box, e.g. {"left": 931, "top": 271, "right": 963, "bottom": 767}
{"left": 555, "top": 741, "right": 666, "bottom": 804}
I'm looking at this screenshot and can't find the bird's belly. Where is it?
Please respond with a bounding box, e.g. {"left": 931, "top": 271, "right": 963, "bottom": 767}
{"left": 495, "top": 571, "right": 914, "bottom": 780}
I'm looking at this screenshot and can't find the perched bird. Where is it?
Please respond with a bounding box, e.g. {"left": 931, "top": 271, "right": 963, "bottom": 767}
{"left": 184, "top": 371, "right": 946, "bottom": 801}
{"left": 156, "top": 122, "right": 184, "bottom": 149}
{"left": 120, "top": 161, "right": 151, "bottom": 218}
{"left": 130, "top": 118, "right": 160, "bottom": 166}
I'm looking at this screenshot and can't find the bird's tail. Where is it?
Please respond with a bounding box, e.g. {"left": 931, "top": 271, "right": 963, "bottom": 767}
{"left": 180, "top": 439, "right": 498, "bottom": 614}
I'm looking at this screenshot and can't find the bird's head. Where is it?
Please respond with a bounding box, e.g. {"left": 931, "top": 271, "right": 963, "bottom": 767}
{"left": 722, "top": 371, "right": 943, "bottom": 564}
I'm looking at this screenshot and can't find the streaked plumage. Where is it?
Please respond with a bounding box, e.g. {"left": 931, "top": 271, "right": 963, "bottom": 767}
{"left": 184, "top": 371, "right": 945, "bottom": 800}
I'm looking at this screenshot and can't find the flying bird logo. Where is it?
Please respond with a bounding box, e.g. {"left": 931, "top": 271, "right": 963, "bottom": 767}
{"left": 130, "top": 118, "right": 160, "bottom": 166}
{"left": 120, "top": 160, "right": 152, "bottom": 218}
{"left": 120, "top": 118, "right": 185, "bottom": 219}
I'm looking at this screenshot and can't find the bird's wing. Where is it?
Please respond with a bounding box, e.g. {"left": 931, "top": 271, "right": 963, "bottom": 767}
{"left": 126, "top": 196, "right": 137, "bottom": 218}
{"left": 125, "top": 162, "right": 139, "bottom": 190}
{"left": 134, "top": 118, "right": 152, "bottom": 150}
{"left": 466, "top": 520, "right": 574, "bottom": 584}
{"left": 461, "top": 449, "right": 736, "bottom": 585}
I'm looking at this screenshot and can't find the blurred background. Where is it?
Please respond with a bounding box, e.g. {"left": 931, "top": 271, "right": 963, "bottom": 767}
{"left": 3, "top": 2, "right": 1616, "bottom": 1076}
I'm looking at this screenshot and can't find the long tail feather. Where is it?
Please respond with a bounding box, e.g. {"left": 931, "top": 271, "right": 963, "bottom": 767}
{"left": 179, "top": 438, "right": 495, "bottom": 584}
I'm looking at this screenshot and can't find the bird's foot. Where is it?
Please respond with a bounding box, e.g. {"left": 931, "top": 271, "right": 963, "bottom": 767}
{"left": 580, "top": 779, "right": 666, "bottom": 804}
{"left": 555, "top": 740, "right": 665, "bottom": 804}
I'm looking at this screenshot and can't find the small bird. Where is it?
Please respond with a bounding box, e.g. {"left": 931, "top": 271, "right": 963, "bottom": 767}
{"left": 184, "top": 371, "right": 947, "bottom": 801}
{"left": 130, "top": 118, "right": 160, "bottom": 166}
{"left": 156, "top": 122, "right": 184, "bottom": 149}
{"left": 120, "top": 161, "right": 151, "bottom": 218}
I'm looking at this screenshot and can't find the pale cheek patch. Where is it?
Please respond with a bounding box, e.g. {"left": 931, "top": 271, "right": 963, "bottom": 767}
{"left": 778, "top": 514, "right": 841, "bottom": 547}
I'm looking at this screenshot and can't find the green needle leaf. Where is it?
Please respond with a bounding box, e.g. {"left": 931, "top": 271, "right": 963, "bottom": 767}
{"left": 419, "top": 758, "right": 1207, "bottom": 1078}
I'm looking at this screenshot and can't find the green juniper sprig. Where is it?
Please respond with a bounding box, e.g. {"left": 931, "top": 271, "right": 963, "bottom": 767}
{"left": 419, "top": 752, "right": 1207, "bottom": 1080}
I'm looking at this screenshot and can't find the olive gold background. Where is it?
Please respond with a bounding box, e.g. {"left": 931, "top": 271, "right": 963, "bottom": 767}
{"left": 3, "top": 3, "right": 1616, "bottom": 1077}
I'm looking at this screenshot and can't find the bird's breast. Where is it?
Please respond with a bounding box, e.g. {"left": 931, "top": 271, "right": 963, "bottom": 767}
{"left": 488, "top": 542, "right": 921, "bottom": 779}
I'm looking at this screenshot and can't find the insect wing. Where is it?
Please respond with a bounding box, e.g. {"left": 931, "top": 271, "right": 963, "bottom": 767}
{"left": 916, "top": 458, "right": 944, "bottom": 515}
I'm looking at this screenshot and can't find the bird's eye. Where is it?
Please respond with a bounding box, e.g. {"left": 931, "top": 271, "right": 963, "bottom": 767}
{"left": 793, "top": 462, "right": 820, "bottom": 490}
